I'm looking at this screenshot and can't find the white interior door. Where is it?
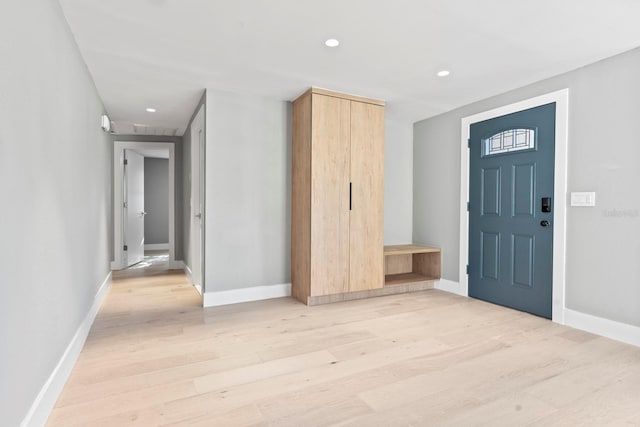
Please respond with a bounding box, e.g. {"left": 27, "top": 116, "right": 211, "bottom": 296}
{"left": 125, "top": 149, "right": 145, "bottom": 266}
{"left": 190, "top": 106, "right": 205, "bottom": 291}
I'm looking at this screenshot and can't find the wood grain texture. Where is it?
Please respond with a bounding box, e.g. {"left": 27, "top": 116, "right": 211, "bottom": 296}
{"left": 292, "top": 89, "right": 386, "bottom": 304}
{"left": 349, "top": 101, "right": 384, "bottom": 292}
{"left": 48, "top": 268, "right": 640, "bottom": 426}
{"left": 291, "top": 91, "right": 312, "bottom": 303}
{"left": 293, "top": 87, "right": 385, "bottom": 107}
{"left": 384, "top": 244, "right": 441, "bottom": 256}
{"left": 311, "top": 94, "right": 351, "bottom": 296}
{"left": 384, "top": 272, "right": 435, "bottom": 286}
{"left": 413, "top": 250, "right": 441, "bottom": 280}
{"left": 383, "top": 245, "right": 442, "bottom": 285}
{"left": 384, "top": 254, "right": 412, "bottom": 275}
{"left": 307, "top": 280, "right": 435, "bottom": 305}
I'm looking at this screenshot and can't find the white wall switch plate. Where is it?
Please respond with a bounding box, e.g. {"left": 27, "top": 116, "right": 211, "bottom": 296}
{"left": 571, "top": 192, "right": 596, "bottom": 207}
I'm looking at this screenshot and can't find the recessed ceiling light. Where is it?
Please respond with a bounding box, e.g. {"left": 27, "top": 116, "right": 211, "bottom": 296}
{"left": 437, "top": 70, "right": 450, "bottom": 77}
{"left": 325, "top": 38, "right": 340, "bottom": 47}
{"left": 146, "top": 108, "right": 156, "bottom": 112}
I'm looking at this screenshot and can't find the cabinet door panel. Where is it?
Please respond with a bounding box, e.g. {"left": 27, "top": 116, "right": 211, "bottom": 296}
{"left": 311, "top": 94, "right": 351, "bottom": 295}
{"left": 349, "top": 101, "right": 384, "bottom": 291}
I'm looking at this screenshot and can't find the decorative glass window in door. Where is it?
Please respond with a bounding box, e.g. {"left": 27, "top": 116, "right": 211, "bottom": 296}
{"left": 483, "top": 128, "right": 535, "bottom": 156}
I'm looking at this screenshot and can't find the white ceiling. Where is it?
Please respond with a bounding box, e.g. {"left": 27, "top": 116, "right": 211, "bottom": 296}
{"left": 58, "top": 0, "right": 640, "bottom": 136}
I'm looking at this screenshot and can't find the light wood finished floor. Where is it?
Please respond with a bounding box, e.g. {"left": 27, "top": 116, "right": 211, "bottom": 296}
{"left": 48, "top": 269, "right": 640, "bottom": 426}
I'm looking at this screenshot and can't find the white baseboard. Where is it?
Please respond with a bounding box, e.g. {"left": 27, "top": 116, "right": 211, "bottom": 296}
{"left": 21, "top": 272, "right": 112, "bottom": 427}
{"left": 110, "top": 260, "right": 124, "bottom": 270}
{"left": 144, "top": 243, "right": 169, "bottom": 250}
{"left": 169, "top": 260, "right": 184, "bottom": 270}
{"left": 183, "top": 263, "right": 194, "bottom": 284}
{"left": 563, "top": 308, "right": 640, "bottom": 348}
{"left": 203, "top": 283, "right": 292, "bottom": 308}
{"left": 182, "top": 263, "right": 202, "bottom": 295}
{"left": 423, "top": 278, "right": 640, "bottom": 348}
{"left": 435, "top": 279, "right": 467, "bottom": 297}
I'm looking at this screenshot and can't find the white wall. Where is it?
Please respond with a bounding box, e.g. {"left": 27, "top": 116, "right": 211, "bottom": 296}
{"left": 413, "top": 46, "right": 640, "bottom": 329}
{"left": 384, "top": 118, "right": 414, "bottom": 244}
{"left": 0, "top": 1, "right": 112, "bottom": 424}
{"left": 413, "top": 115, "right": 461, "bottom": 278}
{"left": 204, "top": 90, "right": 291, "bottom": 293}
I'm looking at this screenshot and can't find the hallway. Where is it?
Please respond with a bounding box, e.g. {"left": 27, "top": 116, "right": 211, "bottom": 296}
{"left": 47, "top": 265, "right": 203, "bottom": 425}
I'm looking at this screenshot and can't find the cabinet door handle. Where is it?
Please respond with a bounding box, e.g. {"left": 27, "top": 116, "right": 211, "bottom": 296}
{"left": 349, "top": 182, "right": 352, "bottom": 211}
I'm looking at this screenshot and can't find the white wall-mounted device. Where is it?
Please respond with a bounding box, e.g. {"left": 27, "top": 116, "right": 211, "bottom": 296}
{"left": 570, "top": 192, "right": 596, "bottom": 207}
{"left": 101, "top": 114, "right": 111, "bottom": 132}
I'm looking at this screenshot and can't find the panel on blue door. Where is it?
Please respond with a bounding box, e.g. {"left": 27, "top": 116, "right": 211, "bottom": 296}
{"left": 512, "top": 163, "right": 535, "bottom": 217}
{"left": 481, "top": 167, "right": 501, "bottom": 216}
{"left": 481, "top": 232, "right": 500, "bottom": 280}
{"left": 512, "top": 234, "right": 534, "bottom": 287}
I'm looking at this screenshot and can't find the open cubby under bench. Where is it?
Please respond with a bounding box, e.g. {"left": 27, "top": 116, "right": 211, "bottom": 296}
{"left": 306, "top": 244, "right": 442, "bottom": 305}
{"left": 384, "top": 244, "right": 441, "bottom": 286}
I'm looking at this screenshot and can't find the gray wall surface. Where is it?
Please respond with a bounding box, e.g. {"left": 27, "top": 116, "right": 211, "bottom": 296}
{"left": 181, "top": 92, "right": 206, "bottom": 274}
{"left": 385, "top": 118, "right": 414, "bottom": 244}
{"left": 413, "top": 46, "right": 640, "bottom": 327}
{"left": 413, "top": 115, "right": 462, "bottom": 280}
{"left": 205, "top": 90, "right": 291, "bottom": 292}
{"left": 144, "top": 158, "right": 169, "bottom": 244}
{"left": 111, "top": 135, "right": 183, "bottom": 259}
{"left": 0, "top": 1, "right": 112, "bottom": 424}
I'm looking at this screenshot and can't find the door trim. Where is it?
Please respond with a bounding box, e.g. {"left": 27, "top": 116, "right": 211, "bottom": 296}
{"left": 189, "top": 105, "right": 205, "bottom": 295}
{"left": 112, "top": 141, "right": 177, "bottom": 270}
{"left": 459, "top": 89, "right": 569, "bottom": 323}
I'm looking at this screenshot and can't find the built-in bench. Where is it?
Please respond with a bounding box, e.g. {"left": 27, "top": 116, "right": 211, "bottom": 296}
{"left": 384, "top": 244, "right": 441, "bottom": 286}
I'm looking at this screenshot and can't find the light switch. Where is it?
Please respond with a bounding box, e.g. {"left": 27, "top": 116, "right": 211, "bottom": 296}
{"left": 571, "top": 192, "right": 596, "bottom": 207}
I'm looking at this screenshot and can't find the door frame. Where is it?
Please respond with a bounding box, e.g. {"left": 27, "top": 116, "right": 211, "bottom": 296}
{"left": 459, "top": 89, "right": 569, "bottom": 323}
{"left": 188, "top": 105, "right": 205, "bottom": 294}
{"left": 112, "top": 141, "right": 178, "bottom": 270}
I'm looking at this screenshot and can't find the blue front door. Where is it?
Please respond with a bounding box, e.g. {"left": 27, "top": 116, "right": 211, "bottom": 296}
{"left": 468, "top": 103, "right": 555, "bottom": 318}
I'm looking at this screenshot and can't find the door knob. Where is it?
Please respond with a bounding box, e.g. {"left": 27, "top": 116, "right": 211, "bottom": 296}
{"left": 194, "top": 213, "right": 202, "bottom": 219}
{"left": 540, "top": 220, "right": 550, "bottom": 227}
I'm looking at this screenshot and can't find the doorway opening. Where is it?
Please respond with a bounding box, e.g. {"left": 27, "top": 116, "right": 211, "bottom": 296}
{"left": 112, "top": 141, "right": 179, "bottom": 272}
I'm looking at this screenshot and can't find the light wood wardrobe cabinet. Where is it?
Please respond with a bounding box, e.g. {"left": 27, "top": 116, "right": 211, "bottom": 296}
{"left": 291, "top": 88, "right": 384, "bottom": 305}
